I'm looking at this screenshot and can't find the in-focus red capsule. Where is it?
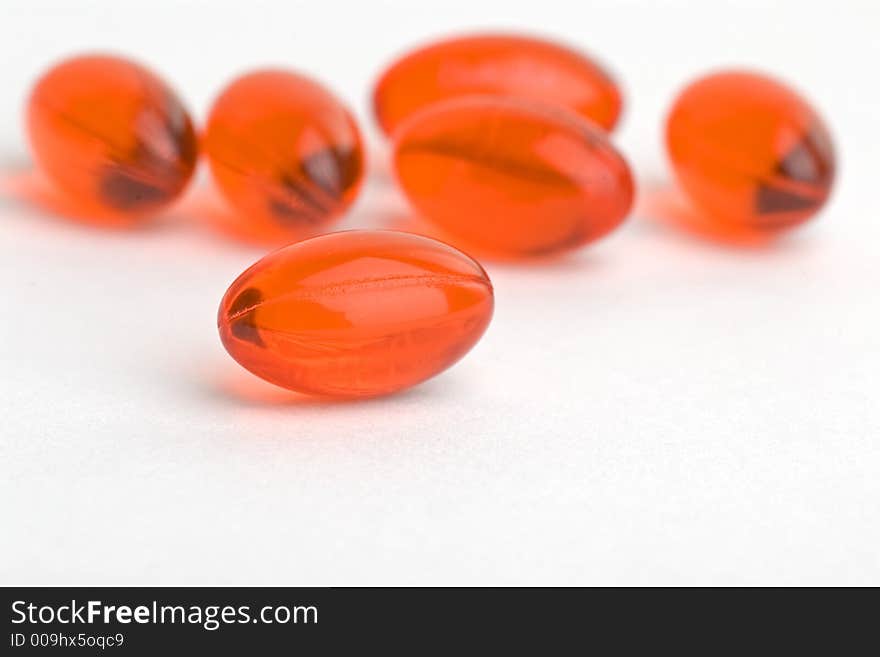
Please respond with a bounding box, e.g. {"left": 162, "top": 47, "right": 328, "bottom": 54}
{"left": 393, "top": 96, "right": 634, "bottom": 257}
{"left": 373, "top": 33, "right": 623, "bottom": 137}
{"left": 666, "top": 70, "right": 835, "bottom": 233}
{"left": 218, "top": 230, "right": 494, "bottom": 398}
{"left": 26, "top": 54, "right": 198, "bottom": 221}
{"left": 204, "top": 70, "right": 365, "bottom": 242}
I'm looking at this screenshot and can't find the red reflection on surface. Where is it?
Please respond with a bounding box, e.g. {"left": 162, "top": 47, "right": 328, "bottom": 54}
{"left": 212, "top": 362, "right": 438, "bottom": 408}
{"left": 215, "top": 366, "right": 325, "bottom": 406}
{"left": 0, "top": 166, "right": 156, "bottom": 229}
{"left": 638, "top": 182, "right": 781, "bottom": 248}
{"left": 177, "top": 179, "right": 291, "bottom": 246}
{"left": 382, "top": 207, "right": 597, "bottom": 268}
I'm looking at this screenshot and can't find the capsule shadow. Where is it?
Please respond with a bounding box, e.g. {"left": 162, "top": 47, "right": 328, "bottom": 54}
{"left": 381, "top": 209, "right": 605, "bottom": 270}
{"left": 205, "top": 365, "right": 448, "bottom": 409}
{"left": 177, "top": 181, "right": 322, "bottom": 247}
{"left": 637, "top": 181, "right": 788, "bottom": 249}
{"left": 0, "top": 163, "right": 176, "bottom": 232}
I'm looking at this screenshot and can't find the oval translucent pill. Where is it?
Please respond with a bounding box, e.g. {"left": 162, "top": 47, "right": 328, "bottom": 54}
{"left": 204, "top": 70, "right": 365, "bottom": 242}
{"left": 218, "top": 230, "right": 494, "bottom": 398}
{"left": 26, "top": 54, "right": 198, "bottom": 221}
{"left": 373, "top": 33, "right": 622, "bottom": 137}
{"left": 666, "top": 70, "right": 835, "bottom": 232}
{"left": 393, "top": 97, "right": 634, "bottom": 256}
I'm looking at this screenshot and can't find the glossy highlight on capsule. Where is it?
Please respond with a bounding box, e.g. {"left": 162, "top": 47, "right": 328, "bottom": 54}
{"left": 204, "top": 70, "right": 364, "bottom": 242}
{"left": 373, "top": 33, "right": 623, "bottom": 137}
{"left": 218, "top": 230, "right": 494, "bottom": 398}
{"left": 665, "top": 70, "right": 835, "bottom": 234}
{"left": 26, "top": 54, "right": 198, "bottom": 222}
{"left": 393, "top": 96, "right": 634, "bottom": 257}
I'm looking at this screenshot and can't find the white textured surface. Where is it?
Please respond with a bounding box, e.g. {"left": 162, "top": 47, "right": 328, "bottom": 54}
{"left": 1, "top": 0, "right": 878, "bottom": 585}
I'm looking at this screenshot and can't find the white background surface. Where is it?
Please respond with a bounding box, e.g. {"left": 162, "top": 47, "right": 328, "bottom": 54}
{"left": 1, "top": 0, "right": 878, "bottom": 585}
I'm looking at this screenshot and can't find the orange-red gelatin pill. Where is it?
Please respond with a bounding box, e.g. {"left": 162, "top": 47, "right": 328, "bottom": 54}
{"left": 373, "top": 33, "right": 622, "bottom": 138}
{"left": 218, "top": 230, "right": 494, "bottom": 398}
{"left": 392, "top": 96, "right": 634, "bottom": 257}
{"left": 204, "top": 70, "right": 364, "bottom": 242}
{"left": 666, "top": 70, "right": 835, "bottom": 232}
{"left": 26, "top": 54, "right": 197, "bottom": 220}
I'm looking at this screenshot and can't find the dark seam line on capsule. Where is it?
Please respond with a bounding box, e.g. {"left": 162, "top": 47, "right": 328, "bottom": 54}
{"left": 679, "top": 138, "right": 828, "bottom": 202}
{"left": 38, "top": 99, "right": 188, "bottom": 181}
{"left": 278, "top": 174, "right": 332, "bottom": 216}
{"left": 756, "top": 178, "right": 823, "bottom": 202}
{"left": 397, "top": 140, "right": 594, "bottom": 187}
{"left": 226, "top": 273, "right": 490, "bottom": 322}
{"left": 210, "top": 157, "right": 322, "bottom": 197}
{"left": 266, "top": 202, "right": 325, "bottom": 225}
{"left": 244, "top": 305, "right": 486, "bottom": 347}
{"left": 208, "top": 135, "right": 305, "bottom": 181}
{"left": 209, "top": 158, "right": 335, "bottom": 220}
{"left": 206, "top": 129, "right": 348, "bottom": 212}
{"left": 46, "top": 112, "right": 187, "bottom": 202}
{"left": 756, "top": 168, "right": 827, "bottom": 202}
{"left": 37, "top": 108, "right": 137, "bottom": 166}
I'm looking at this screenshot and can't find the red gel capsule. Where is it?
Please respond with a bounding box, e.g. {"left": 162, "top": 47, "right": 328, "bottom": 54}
{"left": 26, "top": 54, "right": 198, "bottom": 221}
{"left": 218, "top": 230, "right": 494, "bottom": 398}
{"left": 373, "top": 33, "right": 622, "bottom": 137}
{"left": 666, "top": 70, "right": 835, "bottom": 233}
{"left": 392, "top": 96, "right": 634, "bottom": 257}
{"left": 204, "top": 70, "right": 365, "bottom": 242}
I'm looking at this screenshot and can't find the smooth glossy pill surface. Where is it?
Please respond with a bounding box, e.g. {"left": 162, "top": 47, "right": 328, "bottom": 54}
{"left": 374, "top": 33, "right": 622, "bottom": 137}
{"left": 666, "top": 70, "right": 835, "bottom": 232}
{"left": 218, "top": 230, "right": 494, "bottom": 398}
{"left": 26, "top": 54, "right": 197, "bottom": 220}
{"left": 393, "top": 96, "right": 634, "bottom": 256}
{"left": 204, "top": 70, "right": 364, "bottom": 242}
